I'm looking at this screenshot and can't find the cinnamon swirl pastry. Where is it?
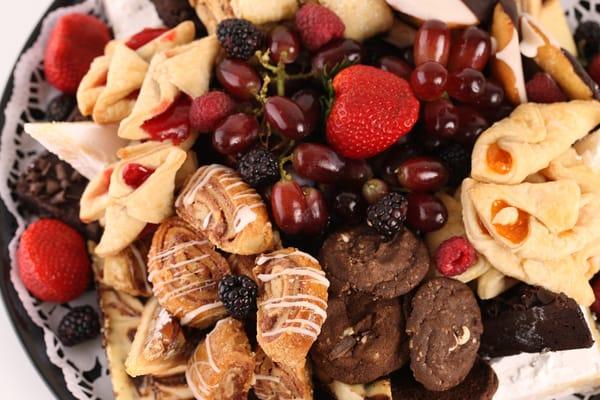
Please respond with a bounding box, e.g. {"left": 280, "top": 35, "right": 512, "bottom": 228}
{"left": 253, "top": 347, "right": 313, "bottom": 400}
{"left": 186, "top": 318, "right": 255, "bottom": 400}
{"left": 253, "top": 248, "right": 329, "bottom": 369}
{"left": 148, "top": 217, "right": 230, "bottom": 329}
{"left": 176, "top": 164, "right": 274, "bottom": 255}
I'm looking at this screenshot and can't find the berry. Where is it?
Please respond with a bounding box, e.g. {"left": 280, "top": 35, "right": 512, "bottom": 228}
{"left": 216, "top": 18, "right": 263, "bottom": 60}
{"left": 218, "top": 275, "right": 258, "bottom": 320}
{"left": 311, "top": 39, "right": 362, "bottom": 73}
{"left": 406, "top": 193, "right": 448, "bottom": 233}
{"left": 438, "top": 144, "right": 471, "bottom": 186}
{"left": 292, "top": 143, "right": 345, "bottom": 184}
{"left": 326, "top": 65, "right": 419, "bottom": 159}
{"left": 18, "top": 219, "right": 90, "bottom": 303}
{"left": 366, "top": 192, "right": 408, "bottom": 238}
{"left": 410, "top": 61, "right": 448, "bottom": 101}
{"left": 295, "top": 3, "right": 345, "bottom": 51}
{"left": 362, "top": 178, "right": 389, "bottom": 204}
{"left": 46, "top": 94, "right": 75, "bottom": 121}
{"left": 212, "top": 113, "right": 259, "bottom": 155}
{"left": 413, "top": 20, "right": 450, "bottom": 67}
{"left": 57, "top": 305, "right": 100, "bottom": 346}
{"left": 591, "top": 276, "right": 600, "bottom": 317}
{"left": 265, "top": 96, "right": 309, "bottom": 140}
{"left": 448, "top": 27, "right": 491, "bottom": 72}
{"left": 238, "top": 148, "right": 279, "bottom": 187}
{"left": 215, "top": 59, "right": 262, "bottom": 100}
{"left": 44, "top": 13, "right": 110, "bottom": 94}
{"left": 575, "top": 21, "right": 600, "bottom": 61}
{"left": 396, "top": 156, "right": 449, "bottom": 192}
{"left": 268, "top": 25, "right": 301, "bottom": 64}
{"left": 189, "top": 91, "right": 236, "bottom": 132}
{"left": 525, "top": 73, "right": 568, "bottom": 104}
{"left": 588, "top": 54, "right": 600, "bottom": 86}
{"left": 435, "top": 236, "right": 477, "bottom": 277}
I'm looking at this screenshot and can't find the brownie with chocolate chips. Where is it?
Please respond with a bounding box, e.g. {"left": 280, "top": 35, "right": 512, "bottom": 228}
{"left": 150, "top": 0, "right": 206, "bottom": 35}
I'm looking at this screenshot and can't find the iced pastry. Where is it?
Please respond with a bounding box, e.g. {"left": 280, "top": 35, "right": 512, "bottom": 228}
{"left": 253, "top": 347, "right": 313, "bottom": 400}
{"left": 97, "top": 238, "right": 153, "bottom": 297}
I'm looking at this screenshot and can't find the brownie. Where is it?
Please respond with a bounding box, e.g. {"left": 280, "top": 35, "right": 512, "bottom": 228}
{"left": 15, "top": 153, "right": 99, "bottom": 239}
{"left": 392, "top": 359, "right": 498, "bottom": 400}
{"left": 320, "top": 225, "right": 429, "bottom": 298}
{"left": 310, "top": 292, "right": 408, "bottom": 385}
{"left": 406, "top": 278, "right": 483, "bottom": 392}
{"left": 150, "top": 0, "right": 206, "bottom": 35}
{"left": 479, "top": 284, "right": 594, "bottom": 358}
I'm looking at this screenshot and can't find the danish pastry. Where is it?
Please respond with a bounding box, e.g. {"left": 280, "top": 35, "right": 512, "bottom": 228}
{"left": 254, "top": 248, "right": 329, "bottom": 369}
{"left": 186, "top": 318, "right": 255, "bottom": 400}
{"left": 253, "top": 347, "right": 313, "bottom": 400}
{"left": 100, "top": 239, "right": 153, "bottom": 297}
{"left": 148, "top": 217, "right": 229, "bottom": 328}
{"left": 176, "top": 164, "right": 274, "bottom": 255}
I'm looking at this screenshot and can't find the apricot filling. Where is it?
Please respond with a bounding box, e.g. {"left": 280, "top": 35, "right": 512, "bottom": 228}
{"left": 491, "top": 200, "right": 529, "bottom": 244}
{"left": 487, "top": 143, "right": 512, "bottom": 175}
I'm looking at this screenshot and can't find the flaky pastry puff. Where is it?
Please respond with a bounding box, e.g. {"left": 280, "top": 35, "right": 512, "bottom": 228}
{"left": 186, "top": 318, "right": 255, "bottom": 400}
{"left": 254, "top": 248, "right": 329, "bottom": 369}
{"left": 253, "top": 347, "right": 313, "bottom": 400}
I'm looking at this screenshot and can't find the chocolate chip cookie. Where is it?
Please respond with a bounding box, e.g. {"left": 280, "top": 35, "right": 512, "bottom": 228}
{"left": 310, "top": 292, "right": 408, "bottom": 384}
{"left": 320, "top": 225, "right": 430, "bottom": 298}
{"left": 406, "top": 278, "right": 483, "bottom": 392}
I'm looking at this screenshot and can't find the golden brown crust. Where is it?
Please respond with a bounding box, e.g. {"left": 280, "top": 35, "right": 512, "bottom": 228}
{"left": 101, "top": 239, "right": 153, "bottom": 297}
{"left": 253, "top": 347, "right": 313, "bottom": 400}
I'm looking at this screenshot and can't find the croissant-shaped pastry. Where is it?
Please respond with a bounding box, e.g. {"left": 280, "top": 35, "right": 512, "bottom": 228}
{"left": 101, "top": 239, "right": 153, "bottom": 297}
{"left": 176, "top": 164, "right": 274, "bottom": 255}
{"left": 186, "top": 318, "right": 255, "bottom": 400}
{"left": 148, "top": 217, "right": 230, "bottom": 328}
{"left": 253, "top": 347, "right": 313, "bottom": 400}
{"left": 319, "top": 0, "right": 393, "bottom": 42}
{"left": 253, "top": 248, "right": 329, "bottom": 369}
{"left": 77, "top": 22, "right": 195, "bottom": 124}
{"left": 471, "top": 101, "right": 600, "bottom": 185}
{"left": 118, "top": 36, "right": 219, "bottom": 144}
{"left": 125, "top": 298, "right": 190, "bottom": 377}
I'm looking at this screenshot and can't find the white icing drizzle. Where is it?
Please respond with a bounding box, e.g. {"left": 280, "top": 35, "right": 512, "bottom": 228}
{"left": 205, "top": 330, "right": 221, "bottom": 373}
{"left": 233, "top": 203, "right": 261, "bottom": 233}
{"left": 181, "top": 164, "right": 235, "bottom": 206}
{"left": 201, "top": 211, "right": 212, "bottom": 229}
{"left": 255, "top": 374, "right": 282, "bottom": 383}
{"left": 495, "top": 26, "right": 527, "bottom": 103}
{"left": 181, "top": 301, "right": 224, "bottom": 325}
{"left": 161, "top": 280, "right": 217, "bottom": 301}
{"left": 262, "top": 300, "right": 327, "bottom": 320}
{"left": 224, "top": 181, "right": 246, "bottom": 191}
{"left": 147, "top": 253, "right": 210, "bottom": 282}
{"left": 256, "top": 250, "right": 319, "bottom": 266}
{"left": 257, "top": 268, "right": 330, "bottom": 288}
{"left": 261, "top": 326, "right": 320, "bottom": 339}
{"left": 149, "top": 240, "right": 208, "bottom": 262}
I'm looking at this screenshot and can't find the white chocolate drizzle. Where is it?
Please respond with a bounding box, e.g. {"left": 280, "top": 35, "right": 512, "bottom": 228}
{"left": 495, "top": 26, "right": 527, "bottom": 103}
{"left": 149, "top": 240, "right": 208, "bottom": 262}
{"left": 181, "top": 301, "right": 224, "bottom": 325}
{"left": 257, "top": 268, "right": 330, "bottom": 288}
{"left": 256, "top": 250, "right": 319, "bottom": 266}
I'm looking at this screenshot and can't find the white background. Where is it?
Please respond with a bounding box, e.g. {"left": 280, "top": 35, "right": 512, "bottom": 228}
{"left": 0, "top": 1, "right": 57, "bottom": 398}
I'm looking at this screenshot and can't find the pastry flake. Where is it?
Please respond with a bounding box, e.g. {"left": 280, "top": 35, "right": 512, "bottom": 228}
{"left": 254, "top": 248, "right": 329, "bottom": 369}
{"left": 253, "top": 347, "right": 313, "bottom": 400}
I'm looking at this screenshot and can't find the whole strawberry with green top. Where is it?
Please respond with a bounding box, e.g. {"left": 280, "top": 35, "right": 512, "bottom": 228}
{"left": 326, "top": 65, "right": 419, "bottom": 159}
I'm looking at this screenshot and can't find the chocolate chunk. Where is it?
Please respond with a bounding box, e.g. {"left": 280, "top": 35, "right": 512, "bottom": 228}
{"left": 320, "top": 225, "right": 429, "bottom": 298}
{"left": 561, "top": 49, "right": 600, "bottom": 100}
{"left": 406, "top": 278, "right": 483, "bottom": 392}
{"left": 392, "top": 359, "right": 498, "bottom": 400}
{"left": 479, "top": 284, "right": 594, "bottom": 358}
{"left": 150, "top": 0, "right": 207, "bottom": 36}
{"left": 462, "top": 0, "right": 498, "bottom": 25}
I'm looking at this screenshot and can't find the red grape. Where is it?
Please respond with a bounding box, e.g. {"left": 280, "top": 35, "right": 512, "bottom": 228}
{"left": 333, "top": 192, "right": 365, "bottom": 224}
{"left": 269, "top": 25, "right": 301, "bottom": 64}
{"left": 215, "top": 59, "right": 261, "bottom": 100}
{"left": 341, "top": 159, "right": 373, "bottom": 188}
{"left": 473, "top": 81, "right": 505, "bottom": 109}
{"left": 410, "top": 61, "right": 448, "bottom": 101}
{"left": 312, "top": 39, "right": 362, "bottom": 73}
{"left": 271, "top": 180, "right": 307, "bottom": 235}
{"left": 424, "top": 99, "right": 459, "bottom": 138}
{"left": 212, "top": 113, "right": 259, "bottom": 155}
{"left": 292, "top": 143, "right": 346, "bottom": 183}
{"left": 406, "top": 192, "right": 448, "bottom": 232}
{"left": 447, "top": 68, "right": 485, "bottom": 103}
{"left": 265, "top": 96, "right": 308, "bottom": 140}
{"left": 362, "top": 179, "right": 390, "bottom": 204}
{"left": 448, "top": 27, "right": 491, "bottom": 72}
{"left": 378, "top": 56, "right": 412, "bottom": 80}
{"left": 380, "top": 144, "right": 421, "bottom": 187}
{"left": 303, "top": 187, "right": 329, "bottom": 234}
{"left": 292, "top": 89, "right": 321, "bottom": 136}
{"left": 413, "top": 20, "right": 450, "bottom": 67}
{"left": 396, "top": 156, "right": 449, "bottom": 192}
{"left": 455, "top": 106, "right": 489, "bottom": 146}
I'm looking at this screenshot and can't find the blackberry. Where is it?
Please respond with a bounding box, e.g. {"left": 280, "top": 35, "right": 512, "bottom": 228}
{"left": 46, "top": 94, "right": 76, "bottom": 121}
{"left": 238, "top": 148, "right": 279, "bottom": 187}
{"left": 57, "top": 305, "right": 100, "bottom": 347}
{"left": 367, "top": 192, "right": 408, "bottom": 238}
{"left": 218, "top": 275, "right": 259, "bottom": 320}
{"left": 217, "top": 18, "right": 263, "bottom": 60}
{"left": 438, "top": 144, "right": 471, "bottom": 186}
{"left": 575, "top": 21, "right": 600, "bottom": 61}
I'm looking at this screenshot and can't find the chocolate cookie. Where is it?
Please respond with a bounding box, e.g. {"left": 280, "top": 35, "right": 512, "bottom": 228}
{"left": 320, "top": 225, "right": 429, "bottom": 298}
{"left": 151, "top": 0, "right": 206, "bottom": 34}
{"left": 310, "top": 292, "right": 408, "bottom": 385}
{"left": 392, "top": 359, "right": 498, "bottom": 400}
{"left": 406, "top": 278, "right": 483, "bottom": 392}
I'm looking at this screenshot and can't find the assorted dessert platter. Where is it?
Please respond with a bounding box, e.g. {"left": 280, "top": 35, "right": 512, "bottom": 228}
{"left": 6, "top": 0, "right": 600, "bottom": 398}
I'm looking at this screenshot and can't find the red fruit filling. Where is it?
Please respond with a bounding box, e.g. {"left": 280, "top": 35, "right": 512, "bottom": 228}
{"left": 122, "top": 163, "right": 155, "bottom": 188}
{"left": 141, "top": 95, "right": 192, "bottom": 144}
{"left": 126, "top": 27, "right": 169, "bottom": 50}
{"left": 435, "top": 236, "right": 478, "bottom": 277}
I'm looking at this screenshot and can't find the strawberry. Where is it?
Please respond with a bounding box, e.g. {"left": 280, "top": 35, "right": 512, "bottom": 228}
{"left": 189, "top": 91, "right": 236, "bottom": 132}
{"left": 525, "top": 72, "right": 568, "bottom": 104}
{"left": 295, "top": 3, "right": 345, "bottom": 51}
{"left": 44, "top": 13, "right": 111, "bottom": 94}
{"left": 587, "top": 54, "right": 600, "bottom": 87}
{"left": 326, "top": 65, "right": 419, "bottom": 159}
{"left": 17, "top": 219, "right": 90, "bottom": 303}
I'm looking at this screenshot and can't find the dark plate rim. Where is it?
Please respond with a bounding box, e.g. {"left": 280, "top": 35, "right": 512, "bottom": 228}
{"left": 0, "top": 1, "right": 81, "bottom": 399}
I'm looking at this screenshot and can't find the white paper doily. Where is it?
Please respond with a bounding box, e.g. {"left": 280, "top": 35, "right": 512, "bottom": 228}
{"left": 0, "top": 0, "right": 598, "bottom": 399}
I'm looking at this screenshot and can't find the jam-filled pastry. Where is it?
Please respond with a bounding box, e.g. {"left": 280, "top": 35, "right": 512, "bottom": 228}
{"left": 99, "top": 239, "right": 153, "bottom": 297}
{"left": 77, "top": 21, "right": 196, "bottom": 124}
{"left": 319, "top": 0, "right": 393, "bottom": 42}
{"left": 148, "top": 217, "right": 230, "bottom": 328}
{"left": 186, "top": 318, "right": 255, "bottom": 400}
{"left": 461, "top": 178, "right": 600, "bottom": 305}
{"left": 471, "top": 100, "right": 600, "bottom": 185}
{"left": 490, "top": 0, "right": 527, "bottom": 105}
{"left": 89, "top": 142, "right": 188, "bottom": 257}
{"left": 176, "top": 164, "right": 274, "bottom": 255}
{"left": 118, "top": 36, "right": 219, "bottom": 145}
{"left": 253, "top": 248, "right": 329, "bottom": 368}
{"left": 125, "top": 298, "right": 190, "bottom": 377}
{"left": 519, "top": 14, "right": 600, "bottom": 101}
{"left": 253, "top": 347, "right": 313, "bottom": 400}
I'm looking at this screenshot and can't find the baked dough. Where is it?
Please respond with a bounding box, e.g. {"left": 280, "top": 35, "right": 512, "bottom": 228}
{"left": 253, "top": 347, "right": 313, "bottom": 400}
{"left": 319, "top": 0, "right": 393, "bottom": 42}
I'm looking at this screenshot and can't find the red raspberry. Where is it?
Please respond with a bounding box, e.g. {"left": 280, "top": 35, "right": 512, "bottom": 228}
{"left": 435, "top": 236, "right": 478, "bottom": 277}
{"left": 591, "top": 276, "right": 600, "bottom": 317}
{"left": 17, "top": 219, "right": 90, "bottom": 303}
{"left": 295, "top": 3, "right": 345, "bottom": 52}
{"left": 525, "top": 72, "right": 568, "bottom": 104}
{"left": 189, "top": 91, "right": 236, "bottom": 133}
{"left": 587, "top": 54, "right": 600, "bottom": 87}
